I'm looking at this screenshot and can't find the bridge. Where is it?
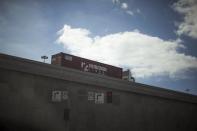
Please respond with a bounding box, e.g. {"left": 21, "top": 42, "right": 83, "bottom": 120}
{"left": 0, "top": 53, "right": 197, "bottom": 131}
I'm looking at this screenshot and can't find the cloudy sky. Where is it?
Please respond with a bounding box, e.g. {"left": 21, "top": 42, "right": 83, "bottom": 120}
{"left": 0, "top": 0, "right": 197, "bottom": 95}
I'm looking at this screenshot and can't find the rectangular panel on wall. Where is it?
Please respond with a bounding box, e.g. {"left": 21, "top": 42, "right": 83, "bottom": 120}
{"left": 51, "top": 90, "right": 68, "bottom": 102}
{"left": 88, "top": 91, "right": 95, "bottom": 101}
{"left": 95, "top": 92, "right": 104, "bottom": 104}
{"left": 106, "top": 91, "right": 113, "bottom": 103}
{"left": 52, "top": 91, "right": 61, "bottom": 102}
{"left": 64, "top": 109, "right": 70, "bottom": 121}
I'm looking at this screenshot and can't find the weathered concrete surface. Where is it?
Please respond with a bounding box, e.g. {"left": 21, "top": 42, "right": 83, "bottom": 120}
{"left": 0, "top": 53, "right": 197, "bottom": 131}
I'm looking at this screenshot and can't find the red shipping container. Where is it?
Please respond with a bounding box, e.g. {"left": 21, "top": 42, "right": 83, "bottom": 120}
{"left": 51, "top": 52, "right": 122, "bottom": 79}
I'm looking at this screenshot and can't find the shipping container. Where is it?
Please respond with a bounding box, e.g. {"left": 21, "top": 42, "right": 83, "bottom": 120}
{"left": 51, "top": 52, "right": 122, "bottom": 79}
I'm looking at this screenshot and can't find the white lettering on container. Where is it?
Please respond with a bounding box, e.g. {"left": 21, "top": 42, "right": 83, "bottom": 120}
{"left": 81, "top": 62, "right": 107, "bottom": 74}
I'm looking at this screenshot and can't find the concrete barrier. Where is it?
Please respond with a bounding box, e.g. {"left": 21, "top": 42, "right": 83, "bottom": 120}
{"left": 0, "top": 53, "right": 197, "bottom": 131}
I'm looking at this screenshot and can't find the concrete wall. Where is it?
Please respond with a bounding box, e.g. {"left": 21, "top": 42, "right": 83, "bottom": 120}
{"left": 0, "top": 54, "right": 197, "bottom": 131}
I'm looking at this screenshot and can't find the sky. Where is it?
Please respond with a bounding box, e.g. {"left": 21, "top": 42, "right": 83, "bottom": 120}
{"left": 0, "top": 0, "right": 197, "bottom": 95}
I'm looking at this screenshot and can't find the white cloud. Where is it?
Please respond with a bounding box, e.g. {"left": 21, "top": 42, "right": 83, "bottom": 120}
{"left": 57, "top": 25, "right": 197, "bottom": 78}
{"left": 126, "top": 10, "right": 134, "bottom": 16}
{"left": 112, "top": 0, "right": 120, "bottom": 4}
{"left": 112, "top": 0, "right": 136, "bottom": 16}
{"left": 136, "top": 8, "right": 141, "bottom": 13}
{"left": 121, "top": 3, "right": 128, "bottom": 9}
{"left": 173, "top": 0, "right": 197, "bottom": 39}
{"left": 57, "top": 25, "right": 92, "bottom": 53}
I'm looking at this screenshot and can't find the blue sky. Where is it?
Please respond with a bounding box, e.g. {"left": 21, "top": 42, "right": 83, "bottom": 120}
{"left": 0, "top": 0, "right": 197, "bottom": 95}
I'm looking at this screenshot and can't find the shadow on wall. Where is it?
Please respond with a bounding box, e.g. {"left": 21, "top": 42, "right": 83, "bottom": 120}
{"left": 0, "top": 120, "right": 43, "bottom": 131}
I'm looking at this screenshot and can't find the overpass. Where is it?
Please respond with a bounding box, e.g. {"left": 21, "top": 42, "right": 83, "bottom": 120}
{"left": 0, "top": 53, "right": 197, "bottom": 131}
